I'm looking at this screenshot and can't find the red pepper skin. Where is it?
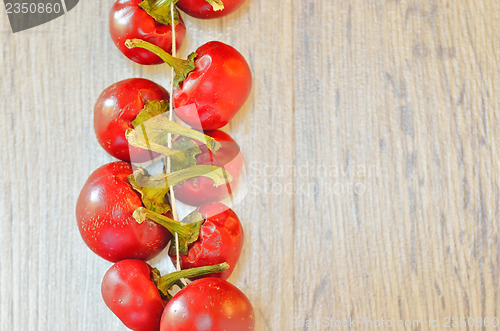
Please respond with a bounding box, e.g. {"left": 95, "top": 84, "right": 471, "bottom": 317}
{"left": 109, "top": 0, "right": 186, "bottom": 65}
{"left": 94, "top": 78, "right": 168, "bottom": 162}
{"left": 173, "top": 41, "right": 252, "bottom": 130}
{"left": 169, "top": 203, "right": 243, "bottom": 279}
{"left": 174, "top": 130, "right": 244, "bottom": 206}
{"left": 76, "top": 162, "right": 171, "bottom": 262}
{"left": 102, "top": 260, "right": 165, "bottom": 331}
{"left": 160, "top": 278, "right": 255, "bottom": 331}
{"left": 177, "top": 0, "right": 246, "bottom": 19}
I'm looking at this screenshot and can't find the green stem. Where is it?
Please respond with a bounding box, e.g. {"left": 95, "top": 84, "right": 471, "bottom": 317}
{"left": 129, "top": 109, "right": 221, "bottom": 153}
{"left": 125, "top": 39, "right": 197, "bottom": 87}
{"left": 155, "top": 262, "right": 229, "bottom": 299}
{"left": 133, "top": 207, "right": 199, "bottom": 239}
{"left": 138, "top": 0, "right": 180, "bottom": 26}
{"left": 162, "top": 165, "right": 233, "bottom": 187}
{"left": 130, "top": 100, "right": 169, "bottom": 129}
{"left": 128, "top": 166, "right": 232, "bottom": 214}
{"left": 133, "top": 207, "right": 203, "bottom": 254}
{"left": 126, "top": 128, "right": 196, "bottom": 164}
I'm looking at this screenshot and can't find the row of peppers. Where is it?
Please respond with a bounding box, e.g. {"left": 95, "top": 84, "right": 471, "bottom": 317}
{"left": 75, "top": 0, "right": 256, "bottom": 329}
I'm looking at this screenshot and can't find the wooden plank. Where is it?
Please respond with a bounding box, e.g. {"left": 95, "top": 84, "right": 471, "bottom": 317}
{"left": 0, "top": 0, "right": 499, "bottom": 330}
{"left": 291, "top": 0, "right": 499, "bottom": 329}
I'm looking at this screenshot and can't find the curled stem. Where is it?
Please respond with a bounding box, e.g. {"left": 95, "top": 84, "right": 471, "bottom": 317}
{"left": 133, "top": 207, "right": 203, "bottom": 254}
{"left": 125, "top": 39, "right": 197, "bottom": 87}
{"left": 155, "top": 262, "right": 229, "bottom": 299}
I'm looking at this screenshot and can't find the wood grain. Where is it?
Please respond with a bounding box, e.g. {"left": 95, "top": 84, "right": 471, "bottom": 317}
{"left": 1, "top": 0, "right": 499, "bottom": 330}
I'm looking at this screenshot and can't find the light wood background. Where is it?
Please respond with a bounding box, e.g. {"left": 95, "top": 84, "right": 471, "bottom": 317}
{"left": 1, "top": 0, "right": 499, "bottom": 330}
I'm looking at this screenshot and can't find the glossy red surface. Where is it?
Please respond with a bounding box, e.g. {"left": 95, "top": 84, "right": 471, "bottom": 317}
{"left": 174, "top": 41, "right": 252, "bottom": 130}
{"left": 177, "top": 0, "right": 246, "bottom": 19}
{"left": 169, "top": 202, "right": 244, "bottom": 280}
{"left": 160, "top": 278, "right": 255, "bottom": 331}
{"left": 101, "top": 260, "right": 166, "bottom": 331}
{"left": 174, "top": 130, "right": 244, "bottom": 206}
{"left": 76, "top": 162, "right": 171, "bottom": 262}
{"left": 109, "top": 0, "right": 186, "bottom": 64}
{"left": 94, "top": 78, "right": 168, "bottom": 162}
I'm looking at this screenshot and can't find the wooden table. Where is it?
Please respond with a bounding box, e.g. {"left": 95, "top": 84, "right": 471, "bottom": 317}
{"left": 1, "top": 0, "right": 499, "bottom": 330}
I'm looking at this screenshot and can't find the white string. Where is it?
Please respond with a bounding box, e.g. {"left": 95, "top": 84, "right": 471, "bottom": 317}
{"left": 167, "top": 1, "right": 182, "bottom": 273}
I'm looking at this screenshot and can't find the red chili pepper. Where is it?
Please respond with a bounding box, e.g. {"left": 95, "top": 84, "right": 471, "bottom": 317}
{"left": 169, "top": 202, "right": 244, "bottom": 279}
{"left": 94, "top": 78, "right": 169, "bottom": 162}
{"left": 125, "top": 39, "right": 252, "bottom": 130}
{"left": 177, "top": 0, "right": 247, "bottom": 19}
{"left": 133, "top": 202, "right": 243, "bottom": 280}
{"left": 109, "top": 0, "right": 186, "bottom": 65}
{"left": 102, "top": 260, "right": 230, "bottom": 331}
{"left": 174, "top": 130, "right": 244, "bottom": 206}
{"left": 160, "top": 277, "right": 255, "bottom": 331}
{"left": 101, "top": 260, "right": 166, "bottom": 331}
{"left": 76, "top": 162, "right": 170, "bottom": 262}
